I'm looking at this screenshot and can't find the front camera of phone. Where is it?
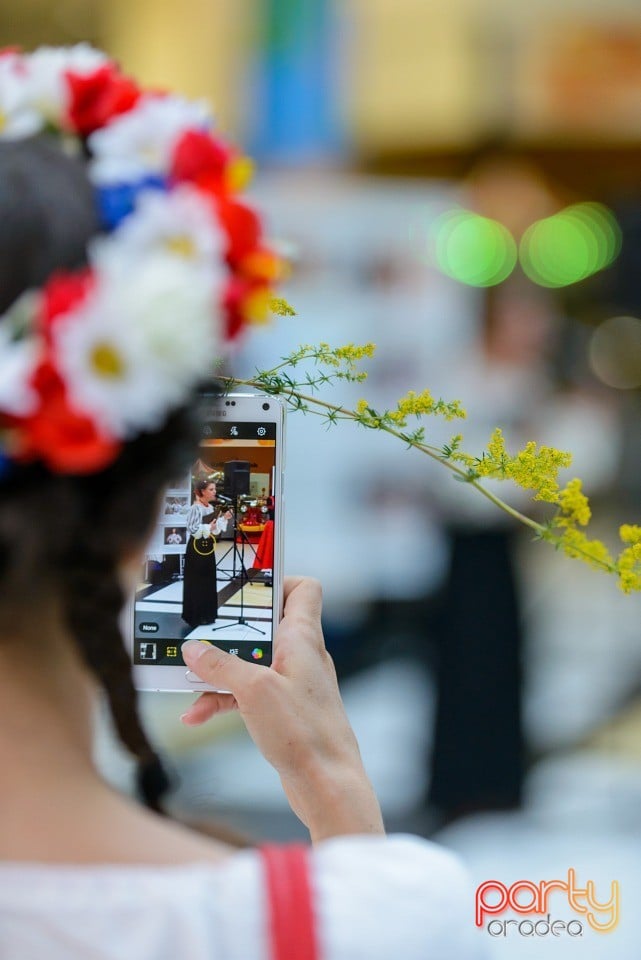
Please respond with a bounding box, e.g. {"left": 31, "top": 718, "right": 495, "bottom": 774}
{"left": 262, "top": 402, "right": 270, "bottom": 410}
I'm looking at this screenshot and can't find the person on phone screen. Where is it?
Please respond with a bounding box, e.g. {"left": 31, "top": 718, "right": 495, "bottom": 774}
{"left": 0, "top": 53, "right": 482, "bottom": 960}
{"left": 182, "top": 479, "right": 233, "bottom": 627}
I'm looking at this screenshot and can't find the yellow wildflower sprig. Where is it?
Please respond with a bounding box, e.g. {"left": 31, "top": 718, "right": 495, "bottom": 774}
{"left": 353, "top": 390, "right": 466, "bottom": 436}
{"left": 248, "top": 343, "right": 377, "bottom": 414}
{"left": 386, "top": 390, "right": 466, "bottom": 425}
{"left": 465, "top": 428, "right": 573, "bottom": 504}
{"left": 465, "top": 432, "right": 623, "bottom": 583}
{"left": 225, "top": 341, "right": 641, "bottom": 593}
{"left": 556, "top": 478, "right": 591, "bottom": 527}
{"left": 616, "top": 525, "right": 641, "bottom": 593}
{"left": 269, "top": 296, "right": 297, "bottom": 317}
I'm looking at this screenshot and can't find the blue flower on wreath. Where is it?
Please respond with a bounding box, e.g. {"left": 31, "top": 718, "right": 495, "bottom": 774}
{"left": 97, "top": 175, "right": 167, "bottom": 231}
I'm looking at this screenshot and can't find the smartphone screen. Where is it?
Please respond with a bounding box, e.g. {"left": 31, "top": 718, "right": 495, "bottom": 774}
{"left": 132, "top": 398, "right": 282, "bottom": 682}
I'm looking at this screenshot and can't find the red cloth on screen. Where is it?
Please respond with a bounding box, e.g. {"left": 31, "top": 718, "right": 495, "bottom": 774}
{"left": 253, "top": 519, "right": 274, "bottom": 569}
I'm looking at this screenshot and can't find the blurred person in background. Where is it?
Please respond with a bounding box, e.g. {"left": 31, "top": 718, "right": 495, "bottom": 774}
{"left": 426, "top": 148, "right": 621, "bottom": 823}
{"left": 428, "top": 275, "right": 555, "bottom": 821}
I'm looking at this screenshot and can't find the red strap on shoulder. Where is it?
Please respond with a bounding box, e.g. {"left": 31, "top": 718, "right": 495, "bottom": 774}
{"left": 261, "top": 844, "right": 319, "bottom": 960}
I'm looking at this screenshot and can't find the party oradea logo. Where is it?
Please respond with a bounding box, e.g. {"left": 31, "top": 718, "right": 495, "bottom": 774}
{"left": 476, "top": 870, "right": 620, "bottom": 938}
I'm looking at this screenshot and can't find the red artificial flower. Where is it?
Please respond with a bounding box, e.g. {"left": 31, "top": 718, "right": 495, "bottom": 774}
{"left": 223, "top": 278, "right": 249, "bottom": 341}
{"left": 18, "top": 359, "right": 120, "bottom": 474}
{"left": 223, "top": 277, "right": 272, "bottom": 340}
{"left": 66, "top": 64, "right": 141, "bottom": 137}
{"left": 41, "top": 270, "right": 94, "bottom": 341}
{"left": 217, "top": 198, "right": 262, "bottom": 268}
{"left": 171, "top": 130, "right": 233, "bottom": 192}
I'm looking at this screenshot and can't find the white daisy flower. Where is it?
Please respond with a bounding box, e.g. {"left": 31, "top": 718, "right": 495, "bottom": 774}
{"left": 54, "top": 292, "right": 148, "bottom": 438}
{"left": 25, "top": 44, "right": 108, "bottom": 127}
{"left": 88, "top": 95, "right": 213, "bottom": 186}
{"left": 115, "top": 253, "right": 221, "bottom": 397}
{"left": 92, "top": 185, "right": 227, "bottom": 281}
{"left": 0, "top": 54, "right": 43, "bottom": 140}
{"left": 54, "top": 255, "right": 220, "bottom": 438}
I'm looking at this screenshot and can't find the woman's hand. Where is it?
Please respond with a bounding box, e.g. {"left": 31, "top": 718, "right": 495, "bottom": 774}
{"left": 180, "top": 577, "right": 384, "bottom": 843}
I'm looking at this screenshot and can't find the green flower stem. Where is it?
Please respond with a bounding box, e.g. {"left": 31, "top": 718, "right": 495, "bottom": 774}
{"left": 224, "top": 376, "right": 619, "bottom": 577}
{"left": 227, "top": 377, "right": 543, "bottom": 528}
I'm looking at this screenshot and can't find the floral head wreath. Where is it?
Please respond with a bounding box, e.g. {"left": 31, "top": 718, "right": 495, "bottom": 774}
{"left": 0, "top": 44, "right": 282, "bottom": 475}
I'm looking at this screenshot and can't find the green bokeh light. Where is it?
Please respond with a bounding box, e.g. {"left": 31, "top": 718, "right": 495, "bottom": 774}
{"left": 520, "top": 203, "right": 622, "bottom": 288}
{"left": 575, "top": 202, "right": 622, "bottom": 265}
{"left": 433, "top": 209, "right": 517, "bottom": 287}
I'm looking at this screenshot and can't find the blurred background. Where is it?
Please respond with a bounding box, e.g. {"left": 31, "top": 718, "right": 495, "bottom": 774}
{"left": 5, "top": 1, "right": 641, "bottom": 954}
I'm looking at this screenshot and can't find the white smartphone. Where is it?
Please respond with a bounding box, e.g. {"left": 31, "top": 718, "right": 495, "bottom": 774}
{"left": 129, "top": 390, "right": 285, "bottom": 693}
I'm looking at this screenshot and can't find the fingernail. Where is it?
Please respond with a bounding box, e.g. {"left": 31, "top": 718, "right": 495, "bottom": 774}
{"left": 182, "top": 639, "right": 209, "bottom": 662}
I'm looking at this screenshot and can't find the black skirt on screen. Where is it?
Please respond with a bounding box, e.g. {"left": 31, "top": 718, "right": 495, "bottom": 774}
{"left": 182, "top": 512, "right": 219, "bottom": 627}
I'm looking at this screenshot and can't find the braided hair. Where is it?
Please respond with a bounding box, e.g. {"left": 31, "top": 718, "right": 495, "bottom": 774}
{"left": 0, "top": 137, "right": 200, "bottom": 812}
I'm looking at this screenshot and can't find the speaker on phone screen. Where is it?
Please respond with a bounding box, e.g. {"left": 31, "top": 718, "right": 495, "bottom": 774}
{"left": 223, "top": 460, "right": 251, "bottom": 499}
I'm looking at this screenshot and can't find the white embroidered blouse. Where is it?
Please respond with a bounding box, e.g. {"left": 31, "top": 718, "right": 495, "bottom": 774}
{"left": 0, "top": 834, "right": 485, "bottom": 960}
{"left": 186, "top": 501, "right": 229, "bottom": 538}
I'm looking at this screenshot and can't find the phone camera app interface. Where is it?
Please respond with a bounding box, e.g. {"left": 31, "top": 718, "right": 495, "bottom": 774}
{"left": 134, "top": 419, "right": 277, "bottom": 667}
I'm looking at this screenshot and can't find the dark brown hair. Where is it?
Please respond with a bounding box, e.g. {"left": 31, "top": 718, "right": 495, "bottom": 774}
{"left": 194, "top": 478, "right": 216, "bottom": 495}
{"left": 0, "top": 137, "right": 199, "bottom": 811}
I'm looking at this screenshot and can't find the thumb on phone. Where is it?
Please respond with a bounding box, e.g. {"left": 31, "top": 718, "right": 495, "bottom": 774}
{"left": 181, "top": 639, "right": 254, "bottom": 694}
